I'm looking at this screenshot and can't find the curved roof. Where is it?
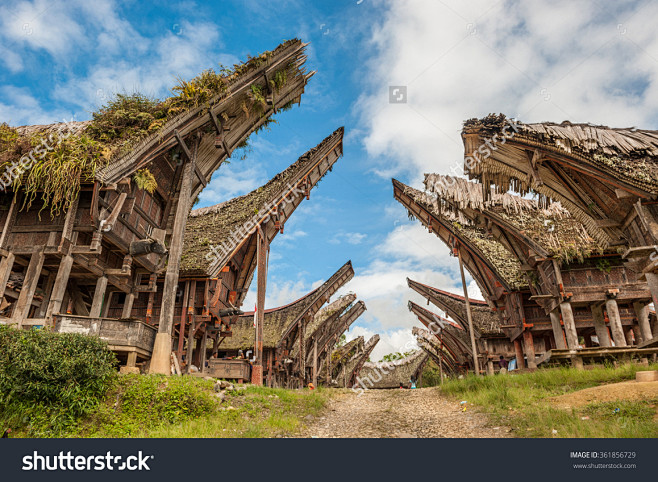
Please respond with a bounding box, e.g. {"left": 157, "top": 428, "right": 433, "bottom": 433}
{"left": 358, "top": 349, "right": 427, "bottom": 389}
{"left": 181, "top": 127, "right": 344, "bottom": 276}
{"left": 221, "top": 261, "right": 354, "bottom": 350}
{"left": 407, "top": 279, "right": 503, "bottom": 336}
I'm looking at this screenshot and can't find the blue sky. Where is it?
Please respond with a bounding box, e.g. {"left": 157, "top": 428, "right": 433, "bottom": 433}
{"left": 2, "top": 0, "right": 658, "bottom": 360}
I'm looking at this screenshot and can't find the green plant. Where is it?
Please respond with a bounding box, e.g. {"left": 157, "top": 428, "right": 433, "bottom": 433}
{"left": 0, "top": 325, "right": 117, "bottom": 435}
{"left": 133, "top": 168, "right": 157, "bottom": 193}
{"left": 596, "top": 258, "right": 612, "bottom": 273}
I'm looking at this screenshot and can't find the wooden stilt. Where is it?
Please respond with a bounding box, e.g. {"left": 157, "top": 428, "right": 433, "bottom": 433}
{"left": 199, "top": 329, "right": 208, "bottom": 373}
{"left": 186, "top": 314, "right": 196, "bottom": 374}
{"left": 13, "top": 250, "right": 45, "bottom": 327}
{"left": 0, "top": 252, "right": 15, "bottom": 300}
{"left": 457, "top": 248, "right": 480, "bottom": 375}
{"left": 559, "top": 301, "right": 580, "bottom": 349}
{"left": 0, "top": 194, "right": 18, "bottom": 249}
{"left": 633, "top": 301, "right": 652, "bottom": 342}
{"left": 312, "top": 337, "right": 318, "bottom": 386}
{"left": 36, "top": 271, "right": 56, "bottom": 318}
{"left": 522, "top": 330, "right": 537, "bottom": 369}
{"left": 591, "top": 305, "right": 611, "bottom": 347}
{"left": 89, "top": 276, "right": 108, "bottom": 318}
{"left": 253, "top": 227, "right": 268, "bottom": 386}
{"left": 150, "top": 142, "right": 197, "bottom": 375}
{"left": 127, "top": 351, "right": 137, "bottom": 367}
{"left": 121, "top": 291, "right": 135, "bottom": 318}
{"left": 549, "top": 309, "right": 567, "bottom": 349}
{"left": 645, "top": 273, "right": 658, "bottom": 312}
{"left": 177, "top": 281, "right": 190, "bottom": 362}
{"left": 605, "top": 298, "right": 626, "bottom": 347}
{"left": 514, "top": 339, "right": 525, "bottom": 369}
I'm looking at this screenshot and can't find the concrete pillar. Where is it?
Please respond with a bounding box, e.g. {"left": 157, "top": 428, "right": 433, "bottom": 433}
{"left": 523, "top": 331, "right": 537, "bottom": 369}
{"left": 633, "top": 302, "right": 652, "bottom": 342}
{"left": 591, "top": 305, "right": 611, "bottom": 347}
{"left": 121, "top": 291, "right": 135, "bottom": 318}
{"left": 646, "top": 272, "right": 658, "bottom": 312}
{"left": 549, "top": 309, "right": 567, "bottom": 349}
{"left": 487, "top": 359, "right": 495, "bottom": 375}
{"left": 514, "top": 339, "right": 525, "bottom": 369}
{"left": 559, "top": 301, "right": 580, "bottom": 349}
{"left": 605, "top": 298, "right": 627, "bottom": 347}
{"left": 89, "top": 275, "right": 108, "bottom": 318}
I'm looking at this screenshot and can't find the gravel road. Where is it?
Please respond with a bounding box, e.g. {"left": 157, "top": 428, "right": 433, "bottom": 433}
{"left": 300, "top": 387, "right": 509, "bottom": 438}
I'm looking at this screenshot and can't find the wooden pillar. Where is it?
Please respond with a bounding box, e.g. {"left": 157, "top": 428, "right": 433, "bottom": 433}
{"left": 631, "top": 325, "right": 642, "bottom": 346}
{"left": 312, "top": 338, "right": 318, "bottom": 386}
{"left": 186, "top": 314, "right": 196, "bottom": 374}
{"left": 150, "top": 152, "right": 196, "bottom": 374}
{"left": 326, "top": 347, "right": 332, "bottom": 384}
{"left": 145, "top": 291, "right": 155, "bottom": 324}
{"left": 624, "top": 326, "right": 635, "bottom": 346}
{"left": 645, "top": 272, "right": 658, "bottom": 312}
{"left": 127, "top": 351, "right": 137, "bottom": 367}
{"left": 252, "top": 228, "right": 268, "bottom": 386}
{"left": 13, "top": 250, "right": 45, "bottom": 327}
{"left": 458, "top": 249, "right": 480, "bottom": 375}
{"left": 199, "top": 330, "right": 208, "bottom": 373}
{"left": 121, "top": 291, "right": 135, "bottom": 318}
{"left": 633, "top": 302, "right": 652, "bottom": 342}
{"left": 0, "top": 194, "right": 18, "bottom": 249}
{"left": 522, "top": 330, "right": 537, "bottom": 369}
{"left": 486, "top": 359, "right": 495, "bottom": 375}
{"left": 0, "top": 252, "right": 15, "bottom": 299}
{"left": 591, "top": 305, "right": 611, "bottom": 347}
{"left": 514, "top": 338, "right": 525, "bottom": 369}
{"left": 549, "top": 309, "right": 567, "bottom": 349}
{"left": 177, "top": 281, "right": 190, "bottom": 362}
{"left": 101, "top": 292, "right": 113, "bottom": 318}
{"left": 36, "top": 271, "right": 56, "bottom": 318}
{"left": 605, "top": 298, "right": 626, "bottom": 347}
{"left": 299, "top": 318, "right": 306, "bottom": 385}
{"left": 89, "top": 275, "right": 108, "bottom": 318}
{"left": 46, "top": 231, "right": 78, "bottom": 322}
{"left": 559, "top": 301, "right": 580, "bottom": 349}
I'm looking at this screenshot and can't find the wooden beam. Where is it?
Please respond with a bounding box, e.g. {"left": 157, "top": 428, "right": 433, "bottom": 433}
{"left": 0, "top": 194, "right": 18, "bottom": 249}
{"left": 13, "top": 250, "right": 46, "bottom": 327}
{"left": 121, "top": 291, "right": 135, "bottom": 318}
{"left": 175, "top": 130, "right": 206, "bottom": 187}
{"left": 89, "top": 275, "right": 108, "bottom": 318}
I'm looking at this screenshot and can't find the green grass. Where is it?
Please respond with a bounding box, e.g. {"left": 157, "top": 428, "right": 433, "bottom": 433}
{"left": 439, "top": 364, "right": 658, "bottom": 438}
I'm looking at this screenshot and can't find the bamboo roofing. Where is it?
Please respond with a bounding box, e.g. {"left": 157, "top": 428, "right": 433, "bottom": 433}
{"left": 220, "top": 261, "right": 354, "bottom": 350}
{"left": 181, "top": 127, "right": 344, "bottom": 276}
{"left": 463, "top": 114, "right": 658, "bottom": 194}
{"left": 358, "top": 349, "right": 428, "bottom": 389}
{"left": 398, "top": 181, "right": 527, "bottom": 290}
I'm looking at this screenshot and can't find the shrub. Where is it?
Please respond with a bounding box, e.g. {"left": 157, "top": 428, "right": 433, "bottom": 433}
{"left": 0, "top": 326, "right": 117, "bottom": 435}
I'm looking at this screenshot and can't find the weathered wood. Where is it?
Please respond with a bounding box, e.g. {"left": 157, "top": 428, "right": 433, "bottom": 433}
{"left": 605, "top": 298, "right": 627, "bottom": 347}
{"left": 645, "top": 273, "right": 658, "bottom": 315}
{"left": 89, "top": 276, "right": 108, "bottom": 318}
{"left": 312, "top": 337, "right": 318, "bottom": 386}
{"left": 186, "top": 313, "right": 196, "bottom": 374}
{"left": 633, "top": 301, "right": 653, "bottom": 342}
{"left": 177, "top": 281, "right": 190, "bottom": 362}
{"left": 13, "top": 250, "right": 46, "bottom": 327}
{"left": 36, "top": 270, "right": 56, "bottom": 318}
{"left": 549, "top": 309, "right": 567, "bottom": 349}
{"left": 514, "top": 339, "right": 525, "bottom": 369}
{"left": 559, "top": 301, "right": 580, "bottom": 349}
{"left": 458, "top": 248, "right": 480, "bottom": 374}
{"left": 523, "top": 330, "right": 537, "bottom": 369}
{"left": 121, "top": 291, "right": 136, "bottom": 318}
{"left": 0, "top": 194, "right": 18, "bottom": 248}
{"left": 253, "top": 227, "right": 268, "bottom": 386}
{"left": 69, "top": 280, "right": 90, "bottom": 316}
{"left": 199, "top": 329, "right": 208, "bottom": 373}
{"left": 0, "top": 252, "right": 15, "bottom": 303}
{"left": 150, "top": 148, "right": 196, "bottom": 374}
{"left": 591, "top": 304, "right": 612, "bottom": 347}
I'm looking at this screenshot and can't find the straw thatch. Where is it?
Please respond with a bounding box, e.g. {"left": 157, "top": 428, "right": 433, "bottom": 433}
{"left": 423, "top": 174, "right": 604, "bottom": 262}
{"left": 181, "top": 127, "right": 344, "bottom": 276}
{"left": 463, "top": 114, "right": 658, "bottom": 192}
{"left": 220, "top": 261, "right": 354, "bottom": 350}
{"left": 356, "top": 349, "right": 428, "bottom": 389}
{"left": 407, "top": 279, "right": 503, "bottom": 336}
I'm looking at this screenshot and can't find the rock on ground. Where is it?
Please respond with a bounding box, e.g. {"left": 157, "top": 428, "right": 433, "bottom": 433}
{"left": 300, "top": 387, "right": 508, "bottom": 438}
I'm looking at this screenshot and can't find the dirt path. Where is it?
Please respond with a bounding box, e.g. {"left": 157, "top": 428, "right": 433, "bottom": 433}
{"left": 301, "top": 387, "right": 508, "bottom": 438}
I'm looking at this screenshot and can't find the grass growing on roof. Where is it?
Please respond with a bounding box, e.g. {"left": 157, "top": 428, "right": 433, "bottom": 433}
{"left": 439, "top": 364, "right": 658, "bottom": 438}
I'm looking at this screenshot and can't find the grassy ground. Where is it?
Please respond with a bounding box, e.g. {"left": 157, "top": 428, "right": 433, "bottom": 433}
{"left": 439, "top": 364, "right": 658, "bottom": 438}
{"left": 5, "top": 375, "right": 330, "bottom": 438}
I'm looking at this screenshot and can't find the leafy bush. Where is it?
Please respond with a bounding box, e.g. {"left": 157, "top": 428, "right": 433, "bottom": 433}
{"left": 0, "top": 326, "right": 117, "bottom": 435}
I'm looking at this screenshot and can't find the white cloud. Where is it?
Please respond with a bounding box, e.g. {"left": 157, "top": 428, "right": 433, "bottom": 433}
{"left": 329, "top": 232, "right": 367, "bottom": 245}
{"left": 344, "top": 326, "right": 419, "bottom": 363}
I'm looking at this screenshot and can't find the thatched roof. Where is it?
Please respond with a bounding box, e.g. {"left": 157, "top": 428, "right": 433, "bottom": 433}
{"left": 407, "top": 279, "right": 503, "bottom": 336}
{"left": 413, "top": 326, "right": 459, "bottom": 373}
{"left": 357, "top": 350, "right": 428, "bottom": 389}
{"left": 221, "top": 261, "right": 354, "bottom": 350}
{"left": 423, "top": 174, "right": 604, "bottom": 262}
{"left": 397, "top": 181, "right": 526, "bottom": 290}
{"left": 341, "top": 334, "right": 380, "bottom": 386}
{"left": 463, "top": 114, "right": 658, "bottom": 192}
{"left": 181, "top": 127, "right": 344, "bottom": 276}
{"left": 2, "top": 39, "right": 312, "bottom": 215}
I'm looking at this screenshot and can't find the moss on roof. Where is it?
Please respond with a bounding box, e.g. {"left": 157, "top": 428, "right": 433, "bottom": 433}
{"left": 401, "top": 183, "right": 526, "bottom": 290}
{"left": 1, "top": 39, "right": 304, "bottom": 216}
{"left": 181, "top": 127, "right": 344, "bottom": 276}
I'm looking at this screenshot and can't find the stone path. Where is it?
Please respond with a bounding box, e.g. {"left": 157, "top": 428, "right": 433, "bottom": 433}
{"left": 300, "top": 387, "right": 509, "bottom": 438}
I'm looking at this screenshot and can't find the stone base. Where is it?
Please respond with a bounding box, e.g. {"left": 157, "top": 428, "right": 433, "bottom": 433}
{"left": 119, "top": 366, "right": 141, "bottom": 375}
{"left": 149, "top": 333, "right": 173, "bottom": 375}
{"left": 636, "top": 370, "right": 658, "bottom": 382}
